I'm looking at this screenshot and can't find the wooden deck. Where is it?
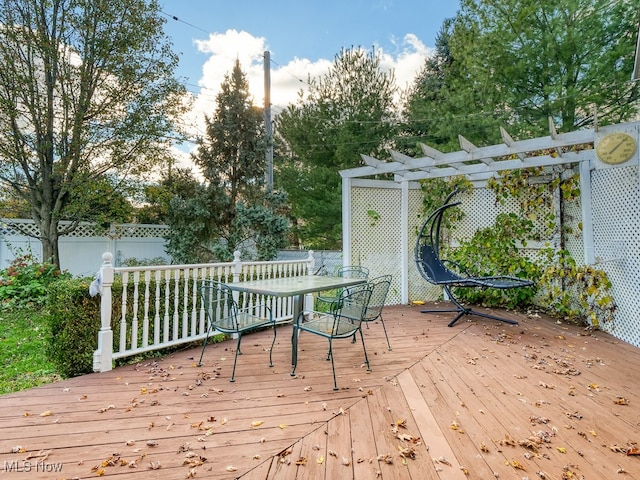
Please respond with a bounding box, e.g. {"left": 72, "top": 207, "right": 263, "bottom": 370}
{"left": 2, "top": 304, "right": 640, "bottom": 479}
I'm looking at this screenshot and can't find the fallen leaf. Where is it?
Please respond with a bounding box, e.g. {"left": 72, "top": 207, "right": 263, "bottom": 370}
{"left": 557, "top": 447, "right": 567, "bottom": 453}
{"left": 398, "top": 445, "right": 416, "bottom": 459}
{"left": 251, "top": 420, "right": 264, "bottom": 428}
{"left": 395, "top": 419, "right": 407, "bottom": 428}
{"left": 40, "top": 410, "right": 53, "bottom": 417}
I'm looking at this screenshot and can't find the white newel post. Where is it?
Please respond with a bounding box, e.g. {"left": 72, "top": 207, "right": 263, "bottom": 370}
{"left": 304, "top": 250, "right": 315, "bottom": 312}
{"left": 231, "top": 250, "right": 242, "bottom": 303}
{"left": 93, "top": 252, "right": 114, "bottom": 372}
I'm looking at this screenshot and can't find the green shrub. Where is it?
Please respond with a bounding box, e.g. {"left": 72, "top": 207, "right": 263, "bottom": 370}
{"left": 45, "top": 278, "right": 100, "bottom": 377}
{"left": 446, "top": 212, "right": 539, "bottom": 309}
{"left": 0, "top": 253, "right": 71, "bottom": 309}
{"left": 44, "top": 275, "right": 214, "bottom": 377}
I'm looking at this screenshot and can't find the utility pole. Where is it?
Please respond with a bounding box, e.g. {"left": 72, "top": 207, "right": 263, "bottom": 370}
{"left": 264, "top": 51, "right": 273, "bottom": 188}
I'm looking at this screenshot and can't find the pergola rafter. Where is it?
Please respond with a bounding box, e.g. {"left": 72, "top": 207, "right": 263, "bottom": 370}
{"left": 342, "top": 117, "right": 594, "bottom": 182}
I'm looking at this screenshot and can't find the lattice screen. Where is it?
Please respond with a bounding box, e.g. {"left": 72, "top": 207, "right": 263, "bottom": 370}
{"left": 1, "top": 220, "right": 168, "bottom": 238}
{"left": 590, "top": 164, "right": 640, "bottom": 347}
{"left": 350, "top": 185, "right": 404, "bottom": 304}
{"left": 351, "top": 170, "right": 640, "bottom": 348}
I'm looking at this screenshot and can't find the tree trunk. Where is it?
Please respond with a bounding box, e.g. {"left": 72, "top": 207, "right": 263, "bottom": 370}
{"left": 39, "top": 219, "right": 61, "bottom": 269}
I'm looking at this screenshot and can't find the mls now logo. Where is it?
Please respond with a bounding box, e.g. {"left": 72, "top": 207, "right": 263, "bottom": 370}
{"left": 3, "top": 460, "right": 63, "bottom": 473}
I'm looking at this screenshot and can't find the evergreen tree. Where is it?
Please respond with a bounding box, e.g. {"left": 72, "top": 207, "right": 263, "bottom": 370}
{"left": 275, "top": 48, "right": 398, "bottom": 249}
{"left": 402, "top": 0, "right": 640, "bottom": 149}
{"left": 166, "top": 60, "right": 288, "bottom": 263}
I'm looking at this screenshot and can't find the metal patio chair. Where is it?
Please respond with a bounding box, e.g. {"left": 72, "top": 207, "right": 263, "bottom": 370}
{"left": 291, "top": 284, "right": 373, "bottom": 390}
{"left": 316, "top": 265, "right": 370, "bottom": 307}
{"left": 198, "top": 280, "right": 276, "bottom": 382}
{"left": 340, "top": 274, "right": 393, "bottom": 350}
{"left": 360, "top": 274, "right": 393, "bottom": 350}
{"left": 415, "top": 189, "right": 534, "bottom": 327}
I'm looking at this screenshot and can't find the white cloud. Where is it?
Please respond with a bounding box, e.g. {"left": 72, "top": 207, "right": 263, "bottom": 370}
{"left": 175, "top": 29, "right": 433, "bottom": 166}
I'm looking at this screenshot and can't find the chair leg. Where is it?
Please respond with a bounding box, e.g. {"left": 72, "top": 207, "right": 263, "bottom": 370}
{"left": 421, "top": 286, "right": 518, "bottom": 327}
{"left": 290, "top": 326, "right": 299, "bottom": 377}
{"left": 230, "top": 334, "right": 243, "bottom": 382}
{"left": 328, "top": 339, "right": 338, "bottom": 391}
{"left": 197, "top": 323, "right": 213, "bottom": 367}
{"left": 379, "top": 316, "right": 392, "bottom": 351}
{"left": 268, "top": 323, "right": 277, "bottom": 367}
{"left": 358, "top": 328, "right": 371, "bottom": 372}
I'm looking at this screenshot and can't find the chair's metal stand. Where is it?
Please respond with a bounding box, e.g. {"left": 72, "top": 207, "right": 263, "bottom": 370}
{"left": 420, "top": 285, "right": 519, "bottom": 327}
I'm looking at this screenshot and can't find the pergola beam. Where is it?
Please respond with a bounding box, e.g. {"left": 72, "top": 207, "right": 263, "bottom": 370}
{"left": 341, "top": 128, "right": 594, "bottom": 180}
{"left": 396, "top": 150, "right": 591, "bottom": 182}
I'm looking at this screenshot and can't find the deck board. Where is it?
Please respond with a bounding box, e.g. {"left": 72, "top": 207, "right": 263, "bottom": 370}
{"left": 1, "top": 304, "right": 640, "bottom": 479}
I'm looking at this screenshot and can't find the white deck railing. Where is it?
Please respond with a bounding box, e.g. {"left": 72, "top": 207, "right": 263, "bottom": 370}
{"left": 93, "top": 250, "right": 315, "bottom": 372}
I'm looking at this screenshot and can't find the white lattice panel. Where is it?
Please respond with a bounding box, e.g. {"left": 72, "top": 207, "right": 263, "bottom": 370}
{"left": 408, "top": 186, "right": 441, "bottom": 302}
{"left": 350, "top": 185, "right": 404, "bottom": 304}
{"left": 591, "top": 165, "right": 640, "bottom": 347}
{"left": 0, "top": 219, "right": 168, "bottom": 238}
{"left": 563, "top": 194, "right": 584, "bottom": 265}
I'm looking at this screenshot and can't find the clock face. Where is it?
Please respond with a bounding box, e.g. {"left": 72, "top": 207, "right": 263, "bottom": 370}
{"left": 595, "top": 132, "right": 637, "bottom": 165}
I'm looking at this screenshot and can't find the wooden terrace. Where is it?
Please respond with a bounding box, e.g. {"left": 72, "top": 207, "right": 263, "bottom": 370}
{"left": 1, "top": 304, "right": 639, "bottom": 479}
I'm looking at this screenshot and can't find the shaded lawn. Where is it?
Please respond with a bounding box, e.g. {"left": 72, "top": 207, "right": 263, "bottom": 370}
{"left": 0, "top": 308, "right": 61, "bottom": 394}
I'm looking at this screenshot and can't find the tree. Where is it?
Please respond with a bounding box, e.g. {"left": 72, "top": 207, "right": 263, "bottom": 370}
{"left": 136, "top": 168, "right": 199, "bottom": 225}
{"left": 166, "top": 60, "right": 289, "bottom": 263}
{"left": 0, "top": 0, "right": 187, "bottom": 268}
{"left": 405, "top": 0, "right": 640, "bottom": 147}
{"left": 275, "top": 47, "right": 398, "bottom": 249}
{"left": 460, "top": 0, "right": 639, "bottom": 133}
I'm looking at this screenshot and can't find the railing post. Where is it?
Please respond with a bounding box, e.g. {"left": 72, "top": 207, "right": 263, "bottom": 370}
{"left": 93, "top": 252, "right": 114, "bottom": 372}
{"left": 306, "top": 250, "right": 315, "bottom": 276}
{"left": 231, "top": 250, "right": 242, "bottom": 303}
{"left": 304, "top": 250, "right": 316, "bottom": 312}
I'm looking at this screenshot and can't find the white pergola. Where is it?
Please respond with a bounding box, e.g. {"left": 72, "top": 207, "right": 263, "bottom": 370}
{"left": 340, "top": 119, "right": 640, "bottom": 305}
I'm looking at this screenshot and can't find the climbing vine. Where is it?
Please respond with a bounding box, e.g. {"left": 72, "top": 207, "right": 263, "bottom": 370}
{"left": 488, "top": 167, "right": 615, "bottom": 328}
{"left": 420, "top": 169, "right": 616, "bottom": 328}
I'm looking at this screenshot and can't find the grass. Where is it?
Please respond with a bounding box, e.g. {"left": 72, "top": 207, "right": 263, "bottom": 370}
{"left": 0, "top": 304, "right": 229, "bottom": 395}
{"left": 0, "top": 307, "right": 61, "bottom": 394}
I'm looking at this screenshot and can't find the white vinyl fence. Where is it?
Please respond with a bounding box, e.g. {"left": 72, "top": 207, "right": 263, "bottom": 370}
{"left": 0, "top": 220, "right": 170, "bottom": 276}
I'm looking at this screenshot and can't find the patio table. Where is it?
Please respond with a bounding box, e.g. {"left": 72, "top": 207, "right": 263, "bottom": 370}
{"left": 225, "top": 275, "right": 366, "bottom": 367}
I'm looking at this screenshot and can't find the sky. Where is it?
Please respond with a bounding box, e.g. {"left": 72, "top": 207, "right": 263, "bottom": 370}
{"left": 158, "top": 0, "right": 461, "bottom": 164}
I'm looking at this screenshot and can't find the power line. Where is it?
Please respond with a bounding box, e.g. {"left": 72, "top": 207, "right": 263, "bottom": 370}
{"left": 159, "top": 10, "right": 209, "bottom": 35}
